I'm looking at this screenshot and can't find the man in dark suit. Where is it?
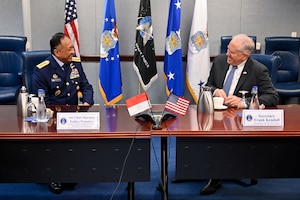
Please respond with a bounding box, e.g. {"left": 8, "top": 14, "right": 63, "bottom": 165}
{"left": 200, "top": 34, "right": 279, "bottom": 195}
{"left": 32, "top": 32, "right": 94, "bottom": 194}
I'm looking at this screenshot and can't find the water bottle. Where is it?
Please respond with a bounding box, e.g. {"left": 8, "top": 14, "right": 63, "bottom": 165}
{"left": 36, "top": 89, "right": 47, "bottom": 121}
{"left": 249, "top": 86, "right": 260, "bottom": 110}
{"left": 17, "top": 86, "right": 28, "bottom": 117}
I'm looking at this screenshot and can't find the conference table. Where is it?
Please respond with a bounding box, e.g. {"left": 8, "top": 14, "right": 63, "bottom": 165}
{"left": 1, "top": 104, "right": 300, "bottom": 200}
{"left": 149, "top": 104, "right": 300, "bottom": 200}
{"left": 0, "top": 105, "right": 151, "bottom": 200}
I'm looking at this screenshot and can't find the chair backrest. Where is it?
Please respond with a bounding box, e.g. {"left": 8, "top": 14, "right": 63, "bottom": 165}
{"left": 0, "top": 36, "right": 27, "bottom": 87}
{"left": 251, "top": 54, "right": 282, "bottom": 85}
{"left": 265, "top": 37, "right": 300, "bottom": 83}
{"left": 0, "top": 36, "right": 27, "bottom": 104}
{"left": 22, "top": 50, "right": 51, "bottom": 94}
{"left": 220, "top": 35, "right": 257, "bottom": 54}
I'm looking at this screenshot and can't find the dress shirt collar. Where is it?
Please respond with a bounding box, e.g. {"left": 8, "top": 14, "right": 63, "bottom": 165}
{"left": 235, "top": 59, "right": 247, "bottom": 69}
{"left": 52, "top": 54, "right": 64, "bottom": 68}
{"left": 226, "top": 59, "right": 248, "bottom": 96}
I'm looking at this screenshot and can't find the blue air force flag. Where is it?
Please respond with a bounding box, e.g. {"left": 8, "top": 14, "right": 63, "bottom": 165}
{"left": 133, "top": 0, "right": 158, "bottom": 91}
{"left": 164, "top": 0, "right": 184, "bottom": 97}
{"left": 99, "top": 0, "right": 122, "bottom": 105}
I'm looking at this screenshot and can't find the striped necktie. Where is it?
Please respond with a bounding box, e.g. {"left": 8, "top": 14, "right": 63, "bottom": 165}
{"left": 223, "top": 66, "right": 237, "bottom": 96}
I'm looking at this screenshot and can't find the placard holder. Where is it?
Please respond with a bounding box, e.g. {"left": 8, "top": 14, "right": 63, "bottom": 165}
{"left": 57, "top": 112, "right": 100, "bottom": 130}
{"left": 242, "top": 109, "right": 284, "bottom": 127}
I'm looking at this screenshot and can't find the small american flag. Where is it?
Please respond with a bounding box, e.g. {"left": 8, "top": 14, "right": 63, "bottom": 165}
{"left": 165, "top": 93, "right": 190, "bottom": 116}
{"left": 64, "top": 0, "right": 80, "bottom": 57}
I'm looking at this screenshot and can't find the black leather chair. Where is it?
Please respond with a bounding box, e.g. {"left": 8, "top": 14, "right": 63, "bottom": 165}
{"left": 221, "top": 35, "right": 257, "bottom": 54}
{"left": 0, "top": 36, "right": 27, "bottom": 104}
{"left": 265, "top": 36, "right": 300, "bottom": 99}
{"left": 22, "top": 50, "right": 51, "bottom": 94}
{"left": 251, "top": 54, "right": 281, "bottom": 86}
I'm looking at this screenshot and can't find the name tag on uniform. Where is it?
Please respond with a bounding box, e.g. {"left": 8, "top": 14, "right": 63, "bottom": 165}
{"left": 57, "top": 112, "right": 100, "bottom": 130}
{"left": 242, "top": 109, "right": 284, "bottom": 126}
{"left": 51, "top": 78, "right": 62, "bottom": 82}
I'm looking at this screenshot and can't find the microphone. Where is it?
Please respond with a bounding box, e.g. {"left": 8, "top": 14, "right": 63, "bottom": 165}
{"left": 134, "top": 92, "right": 176, "bottom": 129}
{"left": 151, "top": 105, "right": 167, "bottom": 130}
{"left": 135, "top": 106, "right": 176, "bottom": 130}
{"left": 152, "top": 112, "right": 163, "bottom": 130}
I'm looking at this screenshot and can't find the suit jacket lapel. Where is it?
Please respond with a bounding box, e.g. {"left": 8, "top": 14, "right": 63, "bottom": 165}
{"left": 219, "top": 63, "right": 230, "bottom": 88}
{"left": 234, "top": 58, "right": 251, "bottom": 95}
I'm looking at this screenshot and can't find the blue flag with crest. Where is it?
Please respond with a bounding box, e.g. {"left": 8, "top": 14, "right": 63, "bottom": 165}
{"left": 164, "top": 0, "right": 184, "bottom": 96}
{"left": 99, "top": 0, "right": 122, "bottom": 105}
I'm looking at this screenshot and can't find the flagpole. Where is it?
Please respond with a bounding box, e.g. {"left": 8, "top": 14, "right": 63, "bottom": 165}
{"left": 138, "top": 83, "right": 141, "bottom": 95}
{"left": 161, "top": 89, "right": 174, "bottom": 118}
{"left": 161, "top": 92, "right": 171, "bottom": 117}
{"left": 145, "top": 91, "right": 154, "bottom": 119}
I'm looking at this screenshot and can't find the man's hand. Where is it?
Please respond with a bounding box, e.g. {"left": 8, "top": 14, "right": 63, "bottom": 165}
{"left": 214, "top": 88, "right": 227, "bottom": 99}
{"left": 82, "top": 102, "right": 90, "bottom": 106}
{"left": 224, "top": 95, "right": 242, "bottom": 107}
{"left": 214, "top": 89, "right": 241, "bottom": 107}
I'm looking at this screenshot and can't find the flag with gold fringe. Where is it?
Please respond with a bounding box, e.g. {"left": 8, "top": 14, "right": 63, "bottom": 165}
{"left": 164, "top": 0, "right": 184, "bottom": 97}
{"left": 133, "top": 0, "right": 158, "bottom": 91}
{"left": 186, "top": 0, "right": 210, "bottom": 103}
{"left": 99, "top": 0, "right": 122, "bottom": 105}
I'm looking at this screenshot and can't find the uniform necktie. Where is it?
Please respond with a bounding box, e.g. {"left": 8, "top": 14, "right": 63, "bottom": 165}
{"left": 223, "top": 66, "right": 237, "bottom": 96}
{"left": 61, "top": 64, "right": 69, "bottom": 79}
{"left": 62, "top": 63, "right": 69, "bottom": 71}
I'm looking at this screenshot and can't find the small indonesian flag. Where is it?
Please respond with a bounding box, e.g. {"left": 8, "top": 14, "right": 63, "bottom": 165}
{"left": 125, "top": 92, "right": 151, "bottom": 116}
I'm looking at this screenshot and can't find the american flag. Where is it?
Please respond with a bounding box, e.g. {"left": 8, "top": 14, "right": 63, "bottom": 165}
{"left": 165, "top": 93, "right": 190, "bottom": 116}
{"left": 64, "top": 0, "right": 80, "bottom": 57}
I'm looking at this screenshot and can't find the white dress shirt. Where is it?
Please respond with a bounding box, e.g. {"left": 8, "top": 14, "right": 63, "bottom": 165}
{"left": 223, "top": 59, "right": 247, "bottom": 96}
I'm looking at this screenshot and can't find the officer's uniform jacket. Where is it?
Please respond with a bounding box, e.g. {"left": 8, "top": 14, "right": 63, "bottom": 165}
{"left": 32, "top": 55, "right": 94, "bottom": 105}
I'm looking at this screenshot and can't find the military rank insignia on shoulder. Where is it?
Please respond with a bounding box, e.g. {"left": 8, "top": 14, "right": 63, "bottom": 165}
{"left": 36, "top": 60, "right": 50, "bottom": 69}
{"left": 72, "top": 57, "right": 81, "bottom": 62}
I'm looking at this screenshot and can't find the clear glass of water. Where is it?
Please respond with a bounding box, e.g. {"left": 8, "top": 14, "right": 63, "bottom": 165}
{"left": 238, "top": 90, "right": 249, "bottom": 109}
{"left": 26, "top": 94, "right": 36, "bottom": 118}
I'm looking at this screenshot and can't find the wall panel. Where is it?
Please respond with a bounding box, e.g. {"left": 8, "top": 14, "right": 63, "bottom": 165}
{"left": 1, "top": 0, "right": 300, "bottom": 104}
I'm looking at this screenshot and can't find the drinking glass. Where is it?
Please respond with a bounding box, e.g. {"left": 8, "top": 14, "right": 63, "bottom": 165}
{"left": 238, "top": 90, "right": 249, "bottom": 109}
{"left": 26, "top": 94, "right": 36, "bottom": 118}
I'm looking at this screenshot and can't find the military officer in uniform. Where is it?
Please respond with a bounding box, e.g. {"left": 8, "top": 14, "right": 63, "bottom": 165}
{"left": 32, "top": 32, "right": 94, "bottom": 194}
{"left": 32, "top": 32, "right": 94, "bottom": 106}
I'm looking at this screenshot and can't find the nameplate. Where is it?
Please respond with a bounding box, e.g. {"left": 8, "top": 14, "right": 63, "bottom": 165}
{"left": 57, "top": 112, "right": 100, "bottom": 130}
{"left": 242, "top": 109, "right": 284, "bottom": 126}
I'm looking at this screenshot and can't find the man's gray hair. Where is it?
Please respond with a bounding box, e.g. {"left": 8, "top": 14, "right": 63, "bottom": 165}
{"left": 232, "top": 34, "right": 255, "bottom": 54}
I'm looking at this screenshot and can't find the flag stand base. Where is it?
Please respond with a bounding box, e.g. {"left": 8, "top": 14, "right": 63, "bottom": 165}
{"left": 135, "top": 111, "right": 176, "bottom": 130}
